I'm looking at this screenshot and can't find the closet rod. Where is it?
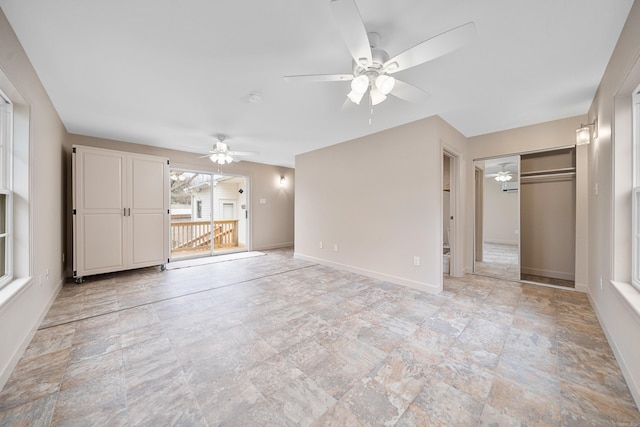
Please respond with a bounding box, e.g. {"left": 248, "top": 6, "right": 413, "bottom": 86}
{"left": 520, "top": 167, "right": 575, "bottom": 177}
{"left": 520, "top": 171, "right": 576, "bottom": 180}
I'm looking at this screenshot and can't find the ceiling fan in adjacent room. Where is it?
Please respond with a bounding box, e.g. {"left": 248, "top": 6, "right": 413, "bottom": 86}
{"left": 486, "top": 163, "right": 514, "bottom": 182}
{"left": 284, "top": 0, "right": 476, "bottom": 107}
{"left": 201, "top": 135, "right": 257, "bottom": 165}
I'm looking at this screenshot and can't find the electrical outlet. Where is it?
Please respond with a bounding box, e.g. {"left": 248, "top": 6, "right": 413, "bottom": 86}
{"left": 600, "top": 275, "right": 603, "bottom": 290}
{"left": 45, "top": 268, "right": 49, "bottom": 281}
{"left": 413, "top": 256, "right": 420, "bottom": 266}
{"left": 319, "top": 241, "right": 323, "bottom": 249}
{"left": 333, "top": 244, "right": 339, "bottom": 252}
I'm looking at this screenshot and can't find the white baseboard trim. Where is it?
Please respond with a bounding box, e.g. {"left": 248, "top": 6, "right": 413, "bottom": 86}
{"left": 0, "top": 277, "right": 63, "bottom": 391}
{"left": 294, "top": 253, "right": 441, "bottom": 294}
{"left": 520, "top": 267, "right": 575, "bottom": 281}
{"left": 253, "top": 242, "right": 294, "bottom": 251}
{"left": 587, "top": 285, "right": 640, "bottom": 409}
{"left": 484, "top": 239, "right": 519, "bottom": 246}
{"left": 574, "top": 282, "right": 588, "bottom": 293}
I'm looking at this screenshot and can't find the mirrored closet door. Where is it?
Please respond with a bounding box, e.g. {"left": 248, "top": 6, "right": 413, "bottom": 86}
{"left": 474, "top": 147, "right": 576, "bottom": 288}
{"left": 473, "top": 155, "right": 521, "bottom": 281}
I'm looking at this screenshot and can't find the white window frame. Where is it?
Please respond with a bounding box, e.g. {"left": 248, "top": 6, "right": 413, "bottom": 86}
{"left": 632, "top": 88, "right": 640, "bottom": 290}
{"left": 0, "top": 92, "right": 13, "bottom": 289}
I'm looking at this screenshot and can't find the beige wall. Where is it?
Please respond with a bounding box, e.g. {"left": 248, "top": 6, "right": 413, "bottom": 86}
{"left": 586, "top": 0, "right": 640, "bottom": 406}
{"left": 0, "top": 9, "right": 68, "bottom": 387}
{"left": 295, "top": 115, "right": 467, "bottom": 293}
{"left": 65, "top": 134, "right": 295, "bottom": 271}
{"left": 482, "top": 178, "right": 519, "bottom": 245}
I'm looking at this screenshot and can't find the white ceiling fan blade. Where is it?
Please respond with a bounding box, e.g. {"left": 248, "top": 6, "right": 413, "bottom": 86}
{"left": 390, "top": 80, "right": 430, "bottom": 103}
{"left": 329, "top": 0, "right": 372, "bottom": 66}
{"left": 284, "top": 74, "right": 354, "bottom": 83}
{"left": 383, "top": 22, "right": 476, "bottom": 74}
{"left": 228, "top": 150, "right": 257, "bottom": 156}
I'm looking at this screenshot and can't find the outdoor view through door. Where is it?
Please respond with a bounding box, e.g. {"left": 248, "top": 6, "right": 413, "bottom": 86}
{"left": 170, "top": 170, "right": 248, "bottom": 259}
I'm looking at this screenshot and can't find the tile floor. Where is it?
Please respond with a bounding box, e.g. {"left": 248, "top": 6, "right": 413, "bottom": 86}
{"left": 0, "top": 248, "right": 639, "bottom": 426}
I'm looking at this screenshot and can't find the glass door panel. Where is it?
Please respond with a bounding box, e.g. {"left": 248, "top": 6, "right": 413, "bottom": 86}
{"left": 170, "top": 170, "right": 213, "bottom": 260}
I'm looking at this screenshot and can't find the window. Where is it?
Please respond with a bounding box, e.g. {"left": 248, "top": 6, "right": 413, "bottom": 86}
{"left": 0, "top": 92, "right": 12, "bottom": 289}
{"left": 633, "top": 87, "right": 640, "bottom": 290}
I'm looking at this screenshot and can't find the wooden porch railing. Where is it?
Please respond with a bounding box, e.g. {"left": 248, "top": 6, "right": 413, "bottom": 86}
{"left": 171, "top": 220, "right": 239, "bottom": 252}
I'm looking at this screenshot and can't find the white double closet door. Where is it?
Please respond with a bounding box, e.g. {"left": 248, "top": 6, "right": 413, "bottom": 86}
{"left": 73, "top": 146, "right": 169, "bottom": 279}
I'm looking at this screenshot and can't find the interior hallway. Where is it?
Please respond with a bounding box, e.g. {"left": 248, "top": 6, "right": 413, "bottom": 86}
{"left": 0, "top": 248, "right": 638, "bottom": 426}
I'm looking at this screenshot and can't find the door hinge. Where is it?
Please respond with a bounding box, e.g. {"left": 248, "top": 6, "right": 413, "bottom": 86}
{"left": 73, "top": 270, "right": 77, "bottom": 277}
{"left": 72, "top": 209, "right": 77, "bottom": 215}
{"left": 167, "top": 209, "right": 170, "bottom": 214}
{"left": 167, "top": 160, "right": 170, "bottom": 165}
{"left": 245, "top": 211, "right": 248, "bottom": 219}
{"left": 72, "top": 147, "right": 76, "bottom": 153}
{"left": 167, "top": 258, "right": 170, "bottom": 263}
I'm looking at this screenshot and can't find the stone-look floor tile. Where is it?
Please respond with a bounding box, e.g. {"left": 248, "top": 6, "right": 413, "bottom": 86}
{"left": 0, "top": 394, "right": 57, "bottom": 427}
{"left": 557, "top": 318, "right": 610, "bottom": 350}
{"left": 248, "top": 353, "right": 304, "bottom": 396}
{"left": 371, "top": 348, "right": 426, "bottom": 403}
{"left": 3, "top": 249, "right": 639, "bottom": 426}
{"left": 404, "top": 327, "right": 456, "bottom": 366}
{"left": 305, "top": 353, "right": 371, "bottom": 400}
{"left": 560, "top": 379, "right": 640, "bottom": 426}
{"left": 0, "top": 348, "right": 70, "bottom": 411}
{"left": 60, "top": 349, "right": 123, "bottom": 391}
{"left": 433, "top": 358, "right": 495, "bottom": 404}
{"left": 455, "top": 317, "right": 510, "bottom": 355}
{"left": 399, "top": 378, "right": 483, "bottom": 426}
{"left": 282, "top": 339, "right": 332, "bottom": 373}
{"left": 477, "top": 404, "right": 523, "bottom": 427}
{"left": 424, "top": 306, "right": 472, "bottom": 338}
{"left": 268, "top": 375, "right": 337, "bottom": 426}
{"left": 558, "top": 339, "right": 630, "bottom": 397}
{"left": 117, "top": 304, "right": 160, "bottom": 334}
{"left": 487, "top": 375, "right": 561, "bottom": 426}
{"left": 50, "top": 373, "right": 128, "bottom": 426}
{"left": 447, "top": 340, "right": 500, "bottom": 371}
{"left": 341, "top": 377, "right": 409, "bottom": 426}
{"left": 311, "top": 402, "right": 366, "bottom": 427}
{"left": 22, "top": 324, "right": 76, "bottom": 361}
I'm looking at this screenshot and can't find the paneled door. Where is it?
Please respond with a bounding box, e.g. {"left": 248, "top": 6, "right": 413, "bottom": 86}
{"left": 73, "top": 146, "right": 169, "bottom": 280}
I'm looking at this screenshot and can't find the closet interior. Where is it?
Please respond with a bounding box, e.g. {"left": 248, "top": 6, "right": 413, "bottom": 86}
{"left": 474, "top": 147, "right": 576, "bottom": 289}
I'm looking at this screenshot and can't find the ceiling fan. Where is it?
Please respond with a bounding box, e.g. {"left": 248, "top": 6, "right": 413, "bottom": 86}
{"left": 284, "top": 0, "right": 476, "bottom": 107}
{"left": 486, "top": 163, "right": 514, "bottom": 182}
{"left": 201, "top": 135, "right": 256, "bottom": 165}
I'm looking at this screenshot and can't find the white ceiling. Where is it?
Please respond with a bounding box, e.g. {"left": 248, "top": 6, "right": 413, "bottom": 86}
{"left": 0, "top": 0, "right": 634, "bottom": 168}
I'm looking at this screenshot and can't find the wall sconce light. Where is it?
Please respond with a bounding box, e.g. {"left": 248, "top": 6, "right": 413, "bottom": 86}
{"left": 280, "top": 175, "right": 286, "bottom": 185}
{"left": 576, "top": 118, "right": 597, "bottom": 145}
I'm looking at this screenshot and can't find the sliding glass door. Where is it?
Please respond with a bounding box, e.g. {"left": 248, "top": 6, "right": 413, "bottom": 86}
{"left": 169, "top": 169, "right": 248, "bottom": 260}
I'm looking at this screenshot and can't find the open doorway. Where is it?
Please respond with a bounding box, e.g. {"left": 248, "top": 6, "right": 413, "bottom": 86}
{"left": 442, "top": 149, "right": 460, "bottom": 277}
{"left": 169, "top": 170, "right": 248, "bottom": 260}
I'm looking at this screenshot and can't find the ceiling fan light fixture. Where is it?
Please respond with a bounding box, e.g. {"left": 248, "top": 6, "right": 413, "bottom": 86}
{"left": 350, "top": 74, "right": 369, "bottom": 94}
{"left": 347, "top": 89, "right": 365, "bottom": 105}
{"left": 370, "top": 87, "right": 387, "bottom": 105}
{"left": 494, "top": 171, "right": 513, "bottom": 182}
{"left": 225, "top": 155, "right": 234, "bottom": 164}
{"left": 375, "top": 75, "right": 395, "bottom": 94}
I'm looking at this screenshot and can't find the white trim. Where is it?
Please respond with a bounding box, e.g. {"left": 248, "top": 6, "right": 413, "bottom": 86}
{"left": 294, "top": 252, "right": 441, "bottom": 294}
{"left": 0, "top": 277, "right": 61, "bottom": 390}
{"left": 589, "top": 282, "right": 640, "bottom": 407}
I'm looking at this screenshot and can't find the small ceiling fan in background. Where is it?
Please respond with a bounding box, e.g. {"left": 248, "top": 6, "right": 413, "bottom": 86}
{"left": 284, "top": 0, "right": 476, "bottom": 107}
{"left": 201, "top": 135, "right": 257, "bottom": 165}
{"left": 486, "top": 163, "right": 514, "bottom": 182}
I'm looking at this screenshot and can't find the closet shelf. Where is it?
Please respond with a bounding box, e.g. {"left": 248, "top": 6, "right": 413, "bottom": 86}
{"left": 520, "top": 166, "right": 576, "bottom": 177}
